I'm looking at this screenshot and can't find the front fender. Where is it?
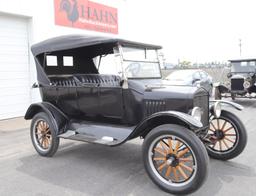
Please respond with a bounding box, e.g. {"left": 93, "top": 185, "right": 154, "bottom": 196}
{"left": 128, "top": 111, "right": 202, "bottom": 139}
{"left": 24, "top": 102, "right": 68, "bottom": 133}
{"left": 210, "top": 100, "right": 244, "bottom": 111}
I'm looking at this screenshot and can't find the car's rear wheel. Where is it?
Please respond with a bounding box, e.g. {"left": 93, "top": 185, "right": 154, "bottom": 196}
{"left": 206, "top": 110, "right": 247, "bottom": 160}
{"left": 143, "top": 124, "right": 209, "bottom": 194}
{"left": 30, "top": 112, "right": 59, "bottom": 157}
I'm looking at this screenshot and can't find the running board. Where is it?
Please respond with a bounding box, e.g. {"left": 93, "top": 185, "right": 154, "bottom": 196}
{"left": 58, "top": 121, "right": 135, "bottom": 146}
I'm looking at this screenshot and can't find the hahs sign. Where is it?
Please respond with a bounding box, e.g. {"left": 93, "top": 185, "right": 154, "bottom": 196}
{"left": 54, "top": 0, "right": 118, "bottom": 34}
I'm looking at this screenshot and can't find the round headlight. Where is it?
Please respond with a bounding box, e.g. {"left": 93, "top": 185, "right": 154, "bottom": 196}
{"left": 243, "top": 81, "right": 251, "bottom": 89}
{"left": 191, "top": 107, "right": 202, "bottom": 122}
{"left": 213, "top": 102, "right": 221, "bottom": 118}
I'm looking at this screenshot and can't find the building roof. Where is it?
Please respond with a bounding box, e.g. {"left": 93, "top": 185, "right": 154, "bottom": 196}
{"left": 31, "top": 34, "right": 162, "bottom": 56}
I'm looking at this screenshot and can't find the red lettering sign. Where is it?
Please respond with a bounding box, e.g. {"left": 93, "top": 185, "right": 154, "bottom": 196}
{"left": 54, "top": 0, "right": 118, "bottom": 34}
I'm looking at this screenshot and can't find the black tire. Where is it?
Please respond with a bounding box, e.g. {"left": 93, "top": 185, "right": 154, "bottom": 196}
{"left": 142, "top": 124, "right": 209, "bottom": 194}
{"left": 30, "top": 112, "right": 59, "bottom": 157}
{"left": 206, "top": 110, "right": 247, "bottom": 160}
{"left": 214, "top": 87, "right": 222, "bottom": 100}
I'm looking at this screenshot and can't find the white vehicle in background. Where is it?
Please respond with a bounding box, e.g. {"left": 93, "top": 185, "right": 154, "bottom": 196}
{"left": 165, "top": 69, "right": 213, "bottom": 95}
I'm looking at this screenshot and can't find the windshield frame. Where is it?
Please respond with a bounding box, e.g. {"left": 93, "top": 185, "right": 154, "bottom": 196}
{"left": 118, "top": 44, "right": 162, "bottom": 79}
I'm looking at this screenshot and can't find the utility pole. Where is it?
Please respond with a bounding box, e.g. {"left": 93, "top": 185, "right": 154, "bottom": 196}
{"left": 239, "top": 39, "right": 242, "bottom": 57}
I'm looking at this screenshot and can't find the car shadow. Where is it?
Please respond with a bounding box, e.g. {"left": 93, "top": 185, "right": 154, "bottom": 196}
{"left": 17, "top": 141, "right": 256, "bottom": 196}
{"left": 191, "top": 159, "right": 256, "bottom": 196}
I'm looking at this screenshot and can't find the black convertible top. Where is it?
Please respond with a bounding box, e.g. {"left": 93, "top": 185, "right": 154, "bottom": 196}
{"left": 31, "top": 34, "right": 162, "bottom": 56}
{"left": 31, "top": 35, "right": 162, "bottom": 85}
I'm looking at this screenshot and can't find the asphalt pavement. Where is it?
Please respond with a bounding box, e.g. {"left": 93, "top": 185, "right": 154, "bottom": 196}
{"left": 0, "top": 99, "right": 256, "bottom": 196}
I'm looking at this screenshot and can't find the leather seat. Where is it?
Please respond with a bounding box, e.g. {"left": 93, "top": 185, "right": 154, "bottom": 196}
{"left": 50, "top": 76, "right": 77, "bottom": 87}
{"left": 75, "top": 74, "right": 121, "bottom": 87}
{"left": 49, "top": 74, "right": 121, "bottom": 87}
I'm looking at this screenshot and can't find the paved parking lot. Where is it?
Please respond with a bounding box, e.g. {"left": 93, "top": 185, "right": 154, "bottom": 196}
{"left": 1, "top": 99, "right": 256, "bottom": 196}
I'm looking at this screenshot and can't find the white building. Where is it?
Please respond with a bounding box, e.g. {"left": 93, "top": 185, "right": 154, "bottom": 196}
{"left": 0, "top": 0, "right": 126, "bottom": 119}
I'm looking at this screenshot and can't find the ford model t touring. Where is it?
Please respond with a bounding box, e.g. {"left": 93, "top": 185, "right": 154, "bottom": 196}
{"left": 214, "top": 58, "right": 256, "bottom": 100}
{"left": 25, "top": 35, "right": 247, "bottom": 194}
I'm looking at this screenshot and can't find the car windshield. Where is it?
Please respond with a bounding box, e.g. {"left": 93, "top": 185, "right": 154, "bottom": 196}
{"left": 166, "top": 70, "right": 193, "bottom": 81}
{"left": 231, "top": 61, "right": 256, "bottom": 73}
{"left": 121, "top": 47, "right": 161, "bottom": 78}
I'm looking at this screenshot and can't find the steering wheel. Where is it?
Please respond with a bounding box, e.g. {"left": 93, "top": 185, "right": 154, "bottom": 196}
{"left": 125, "top": 63, "right": 141, "bottom": 77}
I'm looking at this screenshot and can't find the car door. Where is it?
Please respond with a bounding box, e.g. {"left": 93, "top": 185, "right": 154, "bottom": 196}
{"left": 96, "top": 53, "right": 124, "bottom": 120}
{"left": 55, "top": 77, "right": 79, "bottom": 116}
{"left": 76, "top": 75, "right": 101, "bottom": 118}
{"left": 98, "top": 75, "right": 123, "bottom": 120}
{"left": 76, "top": 75, "right": 123, "bottom": 121}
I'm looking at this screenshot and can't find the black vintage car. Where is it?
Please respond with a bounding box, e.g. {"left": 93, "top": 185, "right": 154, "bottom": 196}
{"left": 25, "top": 35, "right": 247, "bottom": 194}
{"left": 215, "top": 59, "right": 256, "bottom": 100}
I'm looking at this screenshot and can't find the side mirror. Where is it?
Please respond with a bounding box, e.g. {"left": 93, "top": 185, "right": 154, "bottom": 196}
{"left": 227, "top": 72, "right": 232, "bottom": 78}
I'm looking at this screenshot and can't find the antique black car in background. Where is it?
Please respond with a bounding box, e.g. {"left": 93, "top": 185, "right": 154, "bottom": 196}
{"left": 25, "top": 35, "right": 247, "bottom": 194}
{"left": 214, "top": 58, "right": 256, "bottom": 100}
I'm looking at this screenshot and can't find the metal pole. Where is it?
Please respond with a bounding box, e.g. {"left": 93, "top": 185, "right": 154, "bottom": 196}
{"left": 239, "top": 39, "right": 242, "bottom": 57}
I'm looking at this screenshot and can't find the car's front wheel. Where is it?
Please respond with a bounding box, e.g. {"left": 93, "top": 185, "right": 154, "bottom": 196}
{"left": 143, "top": 124, "right": 209, "bottom": 194}
{"left": 30, "top": 112, "right": 59, "bottom": 157}
{"left": 206, "top": 110, "right": 247, "bottom": 160}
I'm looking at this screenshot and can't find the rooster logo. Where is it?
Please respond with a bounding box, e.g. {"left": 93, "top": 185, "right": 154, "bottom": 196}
{"left": 60, "top": 0, "right": 79, "bottom": 26}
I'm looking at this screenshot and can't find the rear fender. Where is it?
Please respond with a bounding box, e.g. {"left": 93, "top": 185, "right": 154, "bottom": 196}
{"left": 24, "top": 102, "right": 68, "bottom": 133}
{"left": 129, "top": 111, "right": 203, "bottom": 139}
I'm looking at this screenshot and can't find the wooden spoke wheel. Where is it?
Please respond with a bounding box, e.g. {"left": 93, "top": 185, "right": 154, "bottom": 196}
{"left": 207, "top": 117, "right": 238, "bottom": 153}
{"left": 151, "top": 136, "right": 196, "bottom": 184}
{"left": 34, "top": 120, "right": 52, "bottom": 150}
{"left": 206, "top": 110, "right": 247, "bottom": 160}
{"left": 143, "top": 124, "right": 209, "bottom": 194}
{"left": 31, "top": 112, "right": 59, "bottom": 157}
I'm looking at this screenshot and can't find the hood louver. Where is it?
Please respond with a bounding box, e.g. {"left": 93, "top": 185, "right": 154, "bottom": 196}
{"left": 144, "top": 100, "right": 166, "bottom": 116}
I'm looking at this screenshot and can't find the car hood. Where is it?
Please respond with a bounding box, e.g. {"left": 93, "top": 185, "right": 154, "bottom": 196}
{"left": 128, "top": 79, "right": 199, "bottom": 100}
{"left": 128, "top": 79, "right": 208, "bottom": 114}
{"left": 127, "top": 79, "right": 209, "bottom": 126}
